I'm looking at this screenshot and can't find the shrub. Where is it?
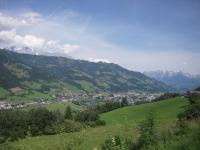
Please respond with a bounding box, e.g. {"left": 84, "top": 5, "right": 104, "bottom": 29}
{"left": 95, "top": 119, "right": 106, "bottom": 126}
{"left": 65, "top": 105, "right": 72, "bottom": 119}
{"left": 175, "top": 119, "right": 189, "bottom": 136}
{"left": 29, "top": 108, "right": 64, "bottom": 136}
{"left": 179, "top": 93, "right": 200, "bottom": 119}
{"left": 94, "top": 102, "right": 122, "bottom": 113}
{"left": 0, "top": 110, "right": 29, "bottom": 143}
{"left": 75, "top": 110, "right": 99, "bottom": 122}
{"left": 74, "top": 110, "right": 105, "bottom": 127}
{"left": 64, "top": 120, "right": 85, "bottom": 133}
{"left": 136, "top": 112, "right": 157, "bottom": 149}
{"left": 100, "top": 136, "right": 133, "bottom": 150}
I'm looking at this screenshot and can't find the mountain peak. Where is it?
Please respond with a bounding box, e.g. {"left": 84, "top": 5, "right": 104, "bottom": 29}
{"left": 144, "top": 70, "right": 200, "bottom": 92}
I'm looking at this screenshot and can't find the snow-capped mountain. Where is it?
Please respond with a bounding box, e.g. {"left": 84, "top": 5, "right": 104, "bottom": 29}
{"left": 5, "top": 46, "right": 41, "bottom": 55}
{"left": 144, "top": 70, "right": 200, "bottom": 92}
{"left": 4, "top": 46, "right": 72, "bottom": 58}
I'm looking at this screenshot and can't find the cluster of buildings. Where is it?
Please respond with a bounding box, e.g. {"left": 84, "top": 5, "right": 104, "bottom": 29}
{"left": 112, "top": 92, "right": 163, "bottom": 104}
{"left": 0, "top": 101, "right": 12, "bottom": 109}
{"left": 56, "top": 92, "right": 88, "bottom": 102}
{"left": 55, "top": 91, "right": 163, "bottom": 105}
{"left": 0, "top": 99, "right": 51, "bottom": 110}
{"left": 0, "top": 91, "right": 163, "bottom": 110}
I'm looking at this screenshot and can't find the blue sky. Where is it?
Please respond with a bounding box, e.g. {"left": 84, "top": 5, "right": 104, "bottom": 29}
{"left": 0, "top": 0, "right": 200, "bottom": 74}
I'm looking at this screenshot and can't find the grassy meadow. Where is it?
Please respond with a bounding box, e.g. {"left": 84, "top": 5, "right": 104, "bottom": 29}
{"left": 0, "top": 97, "right": 189, "bottom": 150}
{"left": 101, "top": 96, "right": 188, "bottom": 126}
{"left": 24, "top": 102, "right": 83, "bottom": 113}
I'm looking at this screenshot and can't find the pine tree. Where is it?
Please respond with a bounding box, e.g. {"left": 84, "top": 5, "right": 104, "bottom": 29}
{"left": 65, "top": 105, "right": 72, "bottom": 119}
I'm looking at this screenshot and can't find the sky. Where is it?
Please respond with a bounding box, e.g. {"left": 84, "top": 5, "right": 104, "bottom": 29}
{"left": 0, "top": 0, "right": 200, "bottom": 74}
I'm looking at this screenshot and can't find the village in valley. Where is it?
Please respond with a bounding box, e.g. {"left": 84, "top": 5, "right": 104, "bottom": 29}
{"left": 0, "top": 91, "right": 163, "bottom": 110}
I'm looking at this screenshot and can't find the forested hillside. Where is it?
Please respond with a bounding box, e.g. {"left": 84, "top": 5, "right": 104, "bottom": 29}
{"left": 0, "top": 49, "right": 171, "bottom": 101}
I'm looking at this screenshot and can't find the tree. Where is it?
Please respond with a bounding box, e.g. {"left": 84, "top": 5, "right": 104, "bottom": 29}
{"left": 75, "top": 110, "right": 99, "bottom": 122}
{"left": 137, "top": 112, "right": 157, "bottom": 149}
{"left": 179, "top": 93, "right": 200, "bottom": 119}
{"left": 121, "top": 97, "right": 128, "bottom": 107}
{"left": 0, "top": 110, "right": 29, "bottom": 142}
{"left": 29, "top": 108, "right": 57, "bottom": 136}
{"left": 65, "top": 105, "right": 72, "bottom": 119}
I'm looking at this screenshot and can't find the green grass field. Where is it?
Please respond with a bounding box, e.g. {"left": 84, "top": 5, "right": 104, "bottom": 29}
{"left": 0, "top": 97, "right": 189, "bottom": 150}
{"left": 101, "top": 96, "right": 188, "bottom": 126}
{"left": 24, "top": 102, "right": 83, "bottom": 113}
{"left": 0, "top": 87, "right": 10, "bottom": 99}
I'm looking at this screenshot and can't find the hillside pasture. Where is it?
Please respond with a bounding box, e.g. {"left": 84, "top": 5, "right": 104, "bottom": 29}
{"left": 0, "top": 97, "right": 189, "bottom": 150}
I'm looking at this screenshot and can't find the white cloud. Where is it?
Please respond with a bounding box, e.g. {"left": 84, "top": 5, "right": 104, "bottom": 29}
{"left": 0, "top": 10, "right": 199, "bottom": 74}
{"left": 0, "top": 13, "right": 28, "bottom": 27}
{"left": 0, "top": 11, "right": 80, "bottom": 54}
{"left": 0, "top": 11, "right": 43, "bottom": 28}
{"left": 21, "top": 35, "right": 45, "bottom": 48}
{"left": 21, "top": 12, "right": 41, "bottom": 18}
{"left": 21, "top": 12, "right": 43, "bottom": 24}
{"left": 0, "top": 29, "right": 45, "bottom": 48}
{"left": 61, "top": 44, "right": 80, "bottom": 54}
{"left": 0, "top": 29, "right": 80, "bottom": 53}
{"left": 46, "top": 40, "right": 59, "bottom": 46}
{"left": 88, "top": 58, "right": 111, "bottom": 63}
{"left": 46, "top": 40, "right": 80, "bottom": 54}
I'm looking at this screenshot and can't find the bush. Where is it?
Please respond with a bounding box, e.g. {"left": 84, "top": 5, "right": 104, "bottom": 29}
{"left": 179, "top": 92, "right": 200, "bottom": 119}
{"left": 0, "top": 107, "right": 89, "bottom": 143}
{"left": 29, "top": 108, "right": 64, "bottom": 136}
{"left": 93, "top": 101, "right": 122, "bottom": 113}
{"left": 64, "top": 120, "right": 85, "bottom": 133}
{"left": 75, "top": 110, "right": 99, "bottom": 122}
{"left": 101, "top": 136, "right": 133, "bottom": 150}
{"left": 95, "top": 119, "right": 106, "bottom": 126}
{"left": 0, "top": 110, "right": 29, "bottom": 143}
{"left": 136, "top": 112, "right": 157, "bottom": 149}
{"left": 151, "top": 122, "right": 200, "bottom": 150}
{"left": 175, "top": 119, "right": 189, "bottom": 136}
{"left": 65, "top": 105, "right": 72, "bottom": 119}
{"left": 74, "top": 110, "right": 105, "bottom": 127}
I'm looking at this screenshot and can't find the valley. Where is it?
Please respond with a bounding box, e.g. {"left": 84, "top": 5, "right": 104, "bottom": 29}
{"left": 0, "top": 1, "right": 200, "bottom": 149}
{"left": 0, "top": 50, "right": 199, "bottom": 150}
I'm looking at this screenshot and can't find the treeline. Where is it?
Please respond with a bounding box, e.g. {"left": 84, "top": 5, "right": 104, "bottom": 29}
{"left": 154, "top": 92, "right": 181, "bottom": 101}
{"left": 134, "top": 93, "right": 181, "bottom": 105}
{"left": 92, "top": 98, "right": 128, "bottom": 113}
{"left": 178, "top": 92, "right": 200, "bottom": 119}
{"left": 72, "top": 99, "right": 129, "bottom": 126}
{"left": 0, "top": 106, "right": 105, "bottom": 143}
{"left": 0, "top": 99, "right": 130, "bottom": 143}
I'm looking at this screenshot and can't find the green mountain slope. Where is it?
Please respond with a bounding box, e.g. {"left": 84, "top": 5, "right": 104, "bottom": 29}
{"left": 101, "top": 96, "right": 188, "bottom": 125}
{"left": 0, "top": 49, "right": 172, "bottom": 101}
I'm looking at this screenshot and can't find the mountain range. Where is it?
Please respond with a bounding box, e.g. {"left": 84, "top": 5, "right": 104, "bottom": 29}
{"left": 3, "top": 46, "right": 72, "bottom": 58}
{"left": 144, "top": 70, "right": 200, "bottom": 92}
{"left": 0, "top": 49, "right": 172, "bottom": 102}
